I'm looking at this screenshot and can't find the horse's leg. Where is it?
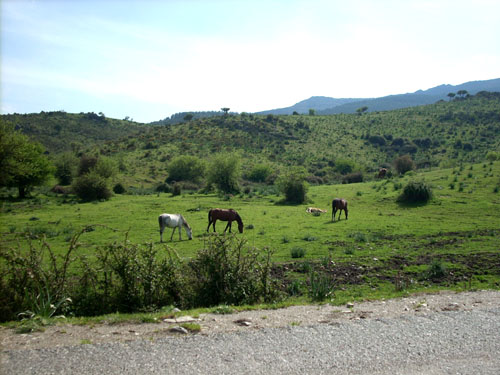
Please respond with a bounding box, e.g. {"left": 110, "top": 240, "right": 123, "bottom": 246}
{"left": 160, "top": 227, "right": 163, "bottom": 243}
{"left": 224, "top": 221, "right": 231, "bottom": 233}
{"left": 345, "top": 208, "right": 348, "bottom": 220}
{"left": 170, "top": 227, "right": 176, "bottom": 241}
{"left": 178, "top": 224, "right": 182, "bottom": 240}
{"left": 212, "top": 219, "right": 217, "bottom": 232}
{"left": 332, "top": 208, "right": 336, "bottom": 222}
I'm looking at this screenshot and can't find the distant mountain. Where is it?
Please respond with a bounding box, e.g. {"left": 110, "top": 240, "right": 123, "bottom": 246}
{"left": 256, "top": 78, "right": 500, "bottom": 115}
{"left": 255, "top": 96, "right": 365, "bottom": 115}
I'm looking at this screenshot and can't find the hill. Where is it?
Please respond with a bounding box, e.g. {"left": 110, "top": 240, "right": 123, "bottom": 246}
{"left": 256, "top": 96, "right": 365, "bottom": 115}
{"left": 258, "top": 78, "right": 500, "bottom": 115}
{"left": 101, "top": 92, "right": 500, "bottom": 187}
{"left": 0, "top": 111, "right": 146, "bottom": 153}
{"left": 2, "top": 92, "right": 499, "bottom": 189}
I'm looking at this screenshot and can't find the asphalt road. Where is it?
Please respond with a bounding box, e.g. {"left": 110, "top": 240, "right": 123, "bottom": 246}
{"left": 2, "top": 307, "right": 499, "bottom": 374}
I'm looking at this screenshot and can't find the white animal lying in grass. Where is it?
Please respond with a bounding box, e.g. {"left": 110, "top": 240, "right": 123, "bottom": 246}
{"left": 306, "top": 207, "right": 327, "bottom": 214}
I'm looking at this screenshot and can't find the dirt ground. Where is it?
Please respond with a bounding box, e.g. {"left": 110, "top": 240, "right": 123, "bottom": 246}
{"left": 2, "top": 290, "right": 499, "bottom": 351}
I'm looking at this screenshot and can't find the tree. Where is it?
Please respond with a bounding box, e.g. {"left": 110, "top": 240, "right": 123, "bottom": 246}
{"left": 221, "top": 108, "right": 230, "bottom": 115}
{"left": 356, "top": 106, "right": 368, "bottom": 115}
{"left": 0, "top": 124, "right": 54, "bottom": 198}
{"left": 447, "top": 92, "right": 456, "bottom": 101}
{"left": 308, "top": 109, "right": 315, "bottom": 116}
{"left": 207, "top": 153, "right": 241, "bottom": 193}
{"left": 183, "top": 114, "right": 194, "bottom": 122}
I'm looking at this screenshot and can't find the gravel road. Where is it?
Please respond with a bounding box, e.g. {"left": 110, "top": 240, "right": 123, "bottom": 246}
{"left": 2, "top": 290, "right": 500, "bottom": 374}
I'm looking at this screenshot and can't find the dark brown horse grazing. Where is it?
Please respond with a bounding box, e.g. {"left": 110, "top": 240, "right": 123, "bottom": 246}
{"left": 207, "top": 208, "right": 244, "bottom": 233}
{"left": 332, "top": 198, "right": 348, "bottom": 222}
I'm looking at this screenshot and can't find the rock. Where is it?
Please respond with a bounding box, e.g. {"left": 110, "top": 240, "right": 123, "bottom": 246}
{"left": 163, "top": 316, "right": 199, "bottom": 324}
{"left": 234, "top": 319, "right": 252, "bottom": 326}
{"left": 170, "top": 326, "right": 188, "bottom": 334}
{"left": 346, "top": 302, "right": 354, "bottom": 309}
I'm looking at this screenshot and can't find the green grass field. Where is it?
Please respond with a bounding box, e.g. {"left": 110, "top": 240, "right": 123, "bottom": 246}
{"left": 1, "top": 160, "right": 500, "bottom": 316}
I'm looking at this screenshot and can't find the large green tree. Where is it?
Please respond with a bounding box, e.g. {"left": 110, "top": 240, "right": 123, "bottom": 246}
{"left": 0, "top": 124, "right": 54, "bottom": 198}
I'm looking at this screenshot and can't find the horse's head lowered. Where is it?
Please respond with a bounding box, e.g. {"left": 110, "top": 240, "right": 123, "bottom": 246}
{"left": 236, "top": 214, "right": 244, "bottom": 233}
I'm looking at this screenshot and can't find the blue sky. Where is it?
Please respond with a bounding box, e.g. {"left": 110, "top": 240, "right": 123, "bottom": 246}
{"left": 1, "top": 0, "right": 499, "bottom": 123}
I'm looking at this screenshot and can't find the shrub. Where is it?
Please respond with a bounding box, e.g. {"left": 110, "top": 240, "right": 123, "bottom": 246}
{"left": 113, "top": 183, "right": 126, "bottom": 194}
{"left": 186, "top": 235, "right": 277, "bottom": 307}
{"left": 308, "top": 271, "right": 333, "bottom": 301}
{"left": 172, "top": 182, "right": 182, "bottom": 196}
{"left": 247, "top": 163, "right": 272, "bottom": 183}
{"left": 207, "top": 153, "right": 241, "bottom": 194}
{"left": 166, "top": 155, "right": 205, "bottom": 183}
{"left": 77, "top": 155, "right": 98, "bottom": 176}
{"left": 92, "top": 157, "right": 117, "bottom": 179}
{"left": 277, "top": 169, "right": 308, "bottom": 204}
{"left": 72, "top": 171, "right": 112, "bottom": 201}
{"left": 398, "top": 180, "right": 433, "bottom": 203}
{"left": 393, "top": 154, "right": 415, "bottom": 175}
{"left": 54, "top": 152, "right": 78, "bottom": 185}
{"left": 156, "top": 183, "right": 172, "bottom": 193}
{"left": 290, "top": 247, "right": 306, "bottom": 258}
{"left": 334, "top": 159, "right": 355, "bottom": 175}
{"left": 342, "top": 172, "right": 363, "bottom": 184}
{"left": 424, "top": 260, "right": 447, "bottom": 281}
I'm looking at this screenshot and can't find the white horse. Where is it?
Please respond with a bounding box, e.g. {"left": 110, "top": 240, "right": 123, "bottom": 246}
{"left": 158, "top": 213, "right": 193, "bottom": 242}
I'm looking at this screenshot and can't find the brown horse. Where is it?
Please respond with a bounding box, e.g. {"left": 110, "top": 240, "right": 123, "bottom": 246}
{"left": 332, "top": 198, "right": 348, "bottom": 222}
{"left": 377, "top": 168, "right": 388, "bottom": 179}
{"left": 207, "top": 208, "right": 244, "bottom": 233}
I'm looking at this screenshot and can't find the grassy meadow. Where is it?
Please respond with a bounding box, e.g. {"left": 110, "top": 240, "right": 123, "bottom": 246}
{"left": 2, "top": 161, "right": 499, "bottom": 299}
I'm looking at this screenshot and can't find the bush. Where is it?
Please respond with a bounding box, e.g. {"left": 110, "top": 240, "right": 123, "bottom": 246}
{"left": 334, "top": 159, "right": 355, "bottom": 175}
{"left": 342, "top": 172, "right": 363, "bottom": 184}
{"left": 207, "top": 153, "right": 241, "bottom": 194}
{"left": 393, "top": 154, "right": 415, "bottom": 175}
{"left": 247, "top": 163, "right": 272, "bottom": 183}
{"left": 397, "top": 180, "right": 433, "bottom": 203}
{"left": 172, "top": 182, "right": 182, "bottom": 196}
{"left": 54, "top": 152, "right": 78, "bottom": 185}
{"left": 424, "top": 260, "right": 447, "bottom": 281}
{"left": 113, "top": 183, "right": 126, "bottom": 194}
{"left": 77, "top": 155, "right": 98, "bottom": 176}
{"left": 186, "top": 235, "right": 278, "bottom": 307}
{"left": 290, "top": 247, "right": 306, "bottom": 258}
{"left": 308, "top": 271, "right": 333, "bottom": 301}
{"left": 72, "top": 171, "right": 112, "bottom": 201}
{"left": 277, "top": 169, "right": 308, "bottom": 204}
{"left": 166, "top": 155, "right": 205, "bottom": 183}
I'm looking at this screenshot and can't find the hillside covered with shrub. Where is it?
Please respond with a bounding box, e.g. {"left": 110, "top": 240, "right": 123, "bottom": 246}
{"left": 2, "top": 92, "right": 500, "bottom": 191}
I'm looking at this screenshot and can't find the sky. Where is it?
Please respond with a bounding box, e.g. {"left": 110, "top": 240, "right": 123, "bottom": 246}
{"left": 1, "top": 0, "right": 500, "bottom": 123}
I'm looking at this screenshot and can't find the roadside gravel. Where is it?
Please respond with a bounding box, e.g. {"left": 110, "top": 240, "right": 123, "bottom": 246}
{"left": 2, "top": 290, "right": 500, "bottom": 374}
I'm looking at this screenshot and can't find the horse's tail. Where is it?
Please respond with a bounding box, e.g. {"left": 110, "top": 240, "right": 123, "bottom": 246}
{"left": 158, "top": 215, "right": 162, "bottom": 228}
{"left": 208, "top": 209, "right": 212, "bottom": 222}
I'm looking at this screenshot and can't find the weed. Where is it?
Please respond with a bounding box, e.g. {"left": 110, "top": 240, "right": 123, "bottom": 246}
{"left": 181, "top": 323, "right": 201, "bottom": 332}
{"left": 212, "top": 305, "right": 234, "bottom": 314}
{"left": 291, "top": 247, "right": 306, "bottom": 258}
{"left": 308, "top": 271, "right": 333, "bottom": 302}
